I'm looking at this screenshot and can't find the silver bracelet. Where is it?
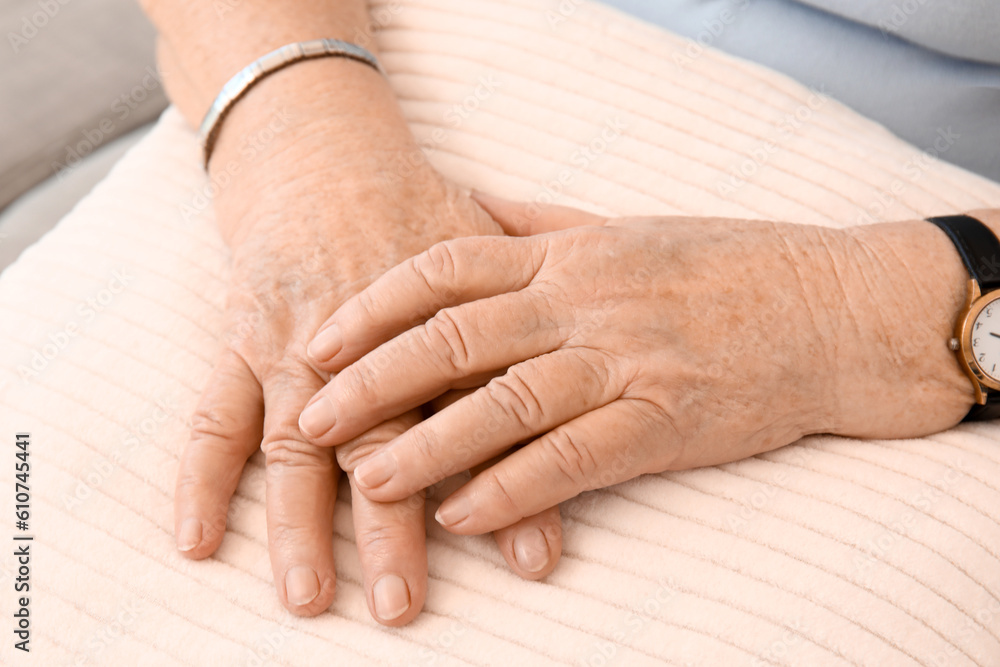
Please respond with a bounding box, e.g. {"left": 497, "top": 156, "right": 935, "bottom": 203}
{"left": 198, "top": 38, "right": 383, "bottom": 168}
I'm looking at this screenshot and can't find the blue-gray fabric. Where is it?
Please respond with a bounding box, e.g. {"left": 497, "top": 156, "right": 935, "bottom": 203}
{"left": 600, "top": 0, "right": 1000, "bottom": 184}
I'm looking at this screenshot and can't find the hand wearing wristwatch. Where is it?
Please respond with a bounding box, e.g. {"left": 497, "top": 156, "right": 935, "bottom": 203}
{"left": 928, "top": 214, "right": 1000, "bottom": 421}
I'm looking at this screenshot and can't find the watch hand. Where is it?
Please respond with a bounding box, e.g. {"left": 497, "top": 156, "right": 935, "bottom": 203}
{"left": 991, "top": 332, "right": 1000, "bottom": 340}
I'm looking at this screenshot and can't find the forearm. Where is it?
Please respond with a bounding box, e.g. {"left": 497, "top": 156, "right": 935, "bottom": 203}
{"left": 140, "top": 0, "right": 443, "bottom": 248}
{"left": 140, "top": 0, "right": 373, "bottom": 124}
{"left": 140, "top": 0, "right": 418, "bottom": 172}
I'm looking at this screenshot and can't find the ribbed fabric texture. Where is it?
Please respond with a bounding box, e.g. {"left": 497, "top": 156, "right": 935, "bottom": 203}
{"left": 2, "top": 0, "right": 1000, "bottom": 664}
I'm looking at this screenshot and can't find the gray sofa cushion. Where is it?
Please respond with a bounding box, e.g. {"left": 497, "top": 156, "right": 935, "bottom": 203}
{"left": 0, "top": 0, "right": 168, "bottom": 210}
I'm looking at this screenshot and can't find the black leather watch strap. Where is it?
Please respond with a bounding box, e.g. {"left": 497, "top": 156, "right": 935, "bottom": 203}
{"left": 965, "top": 392, "right": 1000, "bottom": 421}
{"left": 927, "top": 214, "right": 1000, "bottom": 421}
{"left": 927, "top": 215, "right": 1000, "bottom": 291}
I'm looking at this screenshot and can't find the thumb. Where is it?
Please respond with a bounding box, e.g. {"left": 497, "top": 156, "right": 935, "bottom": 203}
{"left": 472, "top": 191, "right": 609, "bottom": 236}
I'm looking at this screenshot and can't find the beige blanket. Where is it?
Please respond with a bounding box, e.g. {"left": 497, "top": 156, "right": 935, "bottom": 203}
{"left": 2, "top": 0, "right": 1000, "bottom": 664}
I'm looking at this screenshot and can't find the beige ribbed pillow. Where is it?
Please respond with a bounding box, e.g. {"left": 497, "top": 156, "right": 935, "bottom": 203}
{"left": 2, "top": 0, "right": 999, "bottom": 664}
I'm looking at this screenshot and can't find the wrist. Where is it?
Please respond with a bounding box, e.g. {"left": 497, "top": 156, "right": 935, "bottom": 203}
{"left": 208, "top": 56, "right": 440, "bottom": 246}
{"left": 210, "top": 56, "right": 414, "bottom": 175}
{"left": 821, "top": 219, "right": 975, "bottom": 437}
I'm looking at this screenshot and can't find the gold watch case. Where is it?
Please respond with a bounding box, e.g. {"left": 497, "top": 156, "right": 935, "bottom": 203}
{"left": 951, "top": 279, "right": 1000, "bottom": 403}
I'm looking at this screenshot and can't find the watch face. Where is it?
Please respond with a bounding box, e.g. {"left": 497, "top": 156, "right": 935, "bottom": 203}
{"left": 969, "top": 294, "right": 1000, "bottom": 382}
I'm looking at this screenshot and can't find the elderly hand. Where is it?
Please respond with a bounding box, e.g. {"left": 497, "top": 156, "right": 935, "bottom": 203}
{"left": 170, "top": 59, "right": 563, "bottom": 626}
{"left": 300, "top": 194, "right": 975, "bottom": 535}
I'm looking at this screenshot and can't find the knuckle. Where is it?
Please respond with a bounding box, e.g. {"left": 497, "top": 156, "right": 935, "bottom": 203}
{"left": 261, "top": 436, "right": 333, "bottom": 471}
{"left": 337, "top": 363, "right": 380, "bottom": 405}
{"left": 270, "top": 358, "right": 321, "bottom": 385}
{"left": 336, "top": 424, "right": 409, "bottom": 473}
{"left": 188, "top": 408, "right": 253, "bottom": 453}
{"left": 413, "top": 238, "right": 479, "bottom": 305}
{"left": 174, "top": 468, "right": 211, "bottom": 498}
{"left": 268, "top": 522, "right": 320, "bottom": 553}
{"left": 407, "top": 426, "right": 439, "bottom": 463}
{"left": 484, "top": 367, "right": 546, "bottom": 431}
{"left": 355, "top": 523, "right": 409, "bottom": 558}
{"left": 355, "top": 283, "right": 382, "bottom": 321}
{"left": 577, "top": 349, "right": 613, "bottom": 391}
{"left": 189, "top": 408, "right": 233, "bottom": 441}
{"left": 422, "top": 308, "right": 472, "bottom": 372}
{"left": 542, "top": 430, "right": 599, "bottom": 489}
{"left": 419, "top": 241, "right": 460, "bottom": 285}
{"left": 336, "top": 447, "right": 368, "bottom": 474}
{"left": 405, "top": 428, "right": 450, "bottom": 486}
{"left": 484, "top": 470, "right": 526, "bottom": 520}
{"left": 227, "top": 334, "right": 258, "bottom": 365}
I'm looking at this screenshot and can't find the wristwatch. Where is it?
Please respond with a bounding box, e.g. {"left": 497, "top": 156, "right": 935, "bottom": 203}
{"left": 928, "top": 214, "right": 1000, "bottom": 421}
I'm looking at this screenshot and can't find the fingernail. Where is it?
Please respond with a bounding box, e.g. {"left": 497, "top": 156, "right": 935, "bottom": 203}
{"left": 177, "top": 518, "right": 202, "bottom": 552}
{"left": 513, "top": 528, "right": 550, "bottom": 573}
{"left": 285, "top": 565, "right": 320, "bottom": 606}
{"left": 435, "top": 497, "right": 471, "bottom": 527}
{"left": 372, "top": 574, "right": 410, "bottom": 621}
{"left": 299, "top": 395, "right": 336, "bottom": 438}
{"left": 355, "top": 454, "right": 397, "bottom": 489}
{"left": 308, "top": 325, "right": 342, "bottom": 362}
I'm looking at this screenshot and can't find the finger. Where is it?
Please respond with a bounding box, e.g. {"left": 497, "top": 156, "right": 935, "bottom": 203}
{"left": 300, "top": 291, "right": 566, "bottom": 445}
{"left": 350, "top": 349, "right": 623, "bottom": 502}
{"left": 305, "top": 236, "right": 543, "bottom": 370}
{"left": 349, "top": 476, "right": 428, "bottom": 625}
{"left": 175, "top": 350, "right": 263, "bottom": 559}
{"left": 260, "top": 364, "right": 340, "bottom": 616}
{"left": 492, "top": 505, "right": 563, "bottom": 580}
{"left": 433, "top": 393, "right": 564, "bottom": 578}
{"left": 434, "top": 399, "right": 662, "bottom": 535}
{"left": 334, "top": 414, "right": 428, "bottom": 626}
{"left": 472, "top": 191, "right": 609, "bottom": 236}
{"left": 471, "top": 454, "right": 563, "bottom": 579}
